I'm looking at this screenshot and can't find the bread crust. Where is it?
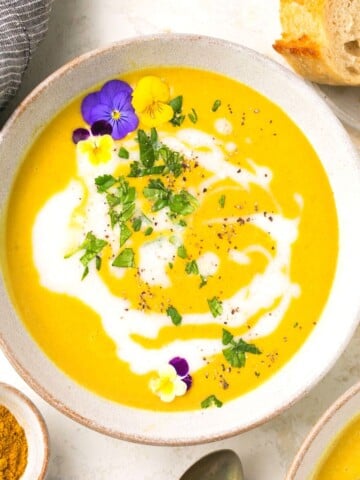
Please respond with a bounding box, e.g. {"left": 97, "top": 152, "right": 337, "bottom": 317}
{"left": 273, "top": 0, "right": 360, "bottom": 85}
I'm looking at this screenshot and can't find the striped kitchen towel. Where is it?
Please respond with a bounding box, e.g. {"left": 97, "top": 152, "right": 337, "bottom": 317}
{"left": 0, "top": 0, "right": 52, "bottom": 110}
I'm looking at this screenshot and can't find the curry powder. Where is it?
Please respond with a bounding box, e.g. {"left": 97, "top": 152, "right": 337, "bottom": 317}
{"left": 0, "top": 405, "right": 28, "bottom": 480}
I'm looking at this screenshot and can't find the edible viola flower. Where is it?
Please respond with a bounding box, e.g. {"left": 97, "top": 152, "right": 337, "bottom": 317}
{"left": 72, "top": 120, "right": 113, "bottom": 144}
{"left": 77, "top": 135, "right": 114, "bottom": 165}
{"left": 149, "top": 364, "right": 187, "bottom": 403}
{"left": 72, "top": 120, "right": 114, "bottom": 165}
{"left": 169, "top": 356, "right": 192, "bottom": 390}
{"left": 132, "top": 76, "right": 174, "bottom": 127}
{"left": 81, "top": 80, "right": 139, "bottom": 140}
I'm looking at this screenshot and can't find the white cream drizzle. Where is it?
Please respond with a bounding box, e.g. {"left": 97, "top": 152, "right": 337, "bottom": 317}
{"left": 32, "top": 127, "right": 302, "bottom": 375}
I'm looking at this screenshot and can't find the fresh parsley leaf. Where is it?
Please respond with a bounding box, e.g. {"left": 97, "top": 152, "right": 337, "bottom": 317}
{"left": 188, "top": 108, "right": 198, "bottom": 124}
{"left": 119, "top": 223, "right": 132, "bottom": 247}
{"left": 178, "top": 219, "right": 187, "bottom": 227}
{"left": 185, "top": 260, "right": 199, "bottom": 275}
{"left": 168, "top": 262, "right": 174, "bottom": 269}
{"left": 219, "top": 194, "right": 226, "bottom": 208}
{"left": 223, "top": 346, "right": 246, "bottom": 368}
{"left": 132, "top": 217, "right": 142, "bottom": 232}
{"left": 76, "top": 232, "right": 108, "bottom": 279}
{"left": 158, "top": 145, "right": 184, "bottom": 177}
{"left": 143, "top": 178, "right": 171, "bottom": 211}
{"left": 118, "top": 146, "right": 129, "bottom": 159}
{"left": 169, "top": 96, "right": 185, "bottom": 127}
{"left": 169, "top": 95, "right": 183, "bottom": 113}
{"left": 199, "top": 275, "right": 207, "bottom": 288}
{"left": 128, "top": 161, "right": 165, "bottom": 177}
{"left": 137, "top": 129, "right": 156, "bottom": 168}
{"left": 81, "top": 265, "right": 89, "bottom": 280}
{"left": 212, "top": 99, "right": 221, "bottom": 112}
{"left": 166, "top": 306, "right": 182, "bottom": 326}
{"left": 112, "top": 248, "right": 135, "bottom": 268}
{"left": 119, "top": 202, "right": 135, "bottom": 222}
{"left": 170, "top": 114, "right": 185, "bottom": 127}
{"left": 201, "top": 395, "right": 223, "bottom": 409}
{"left": 222, "top": 328, "right": 234, "bottom": 345}
{"left": 144, "top": 226, "right": 153, "bottom": 236}
{"left": 177, "top": 245, "right": 188, "bottom": 259}
{"left": 110, "top": 210, "right": 120, "bottom": 228}
{"left": 169, "top": 190, "right": 198, "bottom": 216}
{"left": 95, "top": 255, "right": 102, "bottom": 271}
{"left": 95, "top": 174, "right": 116, "bottom": 193}
{"left": 207, "top": 297, "right": 223, "bottom": 318}
{"left": 221, "top": 328, "right": 261, "bottom": 368}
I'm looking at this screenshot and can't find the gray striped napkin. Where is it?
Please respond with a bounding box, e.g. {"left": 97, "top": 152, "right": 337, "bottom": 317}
{"left": 0, "top": 0, "right": 52, "bottom": 110}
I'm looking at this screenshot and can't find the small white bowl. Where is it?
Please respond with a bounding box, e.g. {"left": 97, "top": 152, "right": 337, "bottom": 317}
{"left": 0, "top": 382, "right": 49, "bottom": 480}
{"left": 286, "top": 381, "right": 360, "bottom": 479}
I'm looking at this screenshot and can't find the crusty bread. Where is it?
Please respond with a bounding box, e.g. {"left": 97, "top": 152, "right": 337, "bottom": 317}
{"left": 273, "top": 0, "right": 360, "bottom": 85}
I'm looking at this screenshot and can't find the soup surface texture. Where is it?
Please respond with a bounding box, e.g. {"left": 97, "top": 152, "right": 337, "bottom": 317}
{"left": 312, "top": 414, "right": 360, "bottom": 480}
{"left": 4, "top": 67, "right": 338, "bottom": 411}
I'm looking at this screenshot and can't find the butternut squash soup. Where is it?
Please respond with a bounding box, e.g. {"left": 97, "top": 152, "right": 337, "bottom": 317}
{"left": 4, "top": 67, "right": 338, "bottom": 411}
{"left": 312, "top": 414, "right": 360, "bottom": 480}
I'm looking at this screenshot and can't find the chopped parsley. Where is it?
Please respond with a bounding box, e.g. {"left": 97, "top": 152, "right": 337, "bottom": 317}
{"left": 143, "top": 178, "right": 198, "bottom": 216}
{"left": 144, "top": 226, "right": 153, "bottom": 236}
{"left": 188, "top": 108, "right": 198, "bottom": 124}
{"left": 118, "top": 146, "right": 129, "bottom": 159}
{"left": 212, "top": 99, "right": 221, "bottom": 112}
{"left": 177, "top": 245, "right": 188, "bottom": 259}
{"left": 199, "top": 275, "right": 207, "bottom": 288}
{"left": 185, "top": 260, "right": 199, "bottom": 275}
{"left": 129, "top": 128, "right": 184, "bottom": 178}
{"left": 95, "top": 175, "right": 136, "bottom": 231}
{"left": 71, "top": 232, "right": 108, "bottom": 280}
{"left": 166, "top": 306, "right": 182, "bottom": 326}
{"left": 222, "top": 328, "right": 261, "bottom": 368}
{"left": 119, "top": 223, "right": 132, "bottom": 247}
{"left": 132, "top": 217, "right": 142, "bottom": 232}
{"left": 201, "top": 395, "right": 223, "bottom": 409}
{"left": 169, "top": 96, "right": 185, "bottom": 127}
{"left": 218, "top": 194, "right": 226, "bottom": 208}
{"left": 112, "top": 248, "right": 135, "bottom": 268}
{"left": 94, "top": 174, "right": 117, "bottom": 192}
{"left": 207, "top": 297, "right": 223, "bottom": 318}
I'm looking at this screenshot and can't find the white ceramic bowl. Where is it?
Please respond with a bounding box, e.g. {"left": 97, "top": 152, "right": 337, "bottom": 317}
{"left": 0, "top": 382, "right": 49, "bottom": 479}
{"left": 1, "top": 34, "right": 360, "bottom": 445}
{"left": 286, "top": 381, "right": 360, "bottom": 479}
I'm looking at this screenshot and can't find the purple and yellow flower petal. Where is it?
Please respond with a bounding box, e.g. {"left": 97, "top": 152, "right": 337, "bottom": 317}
{"left": 72, "top": 128, "right": 90, "bottom": 144}
{"left": 81, "top": 80, "right": 138, "bottom": 140}
{"left": 90, "top": 120, "right": 113, "bottom": 137}
{"left": 169, "top": 356, "right": 189, "bottom": 377}
{"left": 77, "top": 134, "right": 114, "bottom": 165}
{"left": 149, "top": 364, "right": 187, "bottom": 403}
{"left": 132, "top": 76, "right": 174, "bottom": 127}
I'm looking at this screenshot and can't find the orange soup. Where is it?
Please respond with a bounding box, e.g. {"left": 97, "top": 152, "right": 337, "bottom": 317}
{"left": 4, "top": 67, "right": 338, "bottom": 411}
{"left": 313, "top": 414, "right": 360, "bottom": 480}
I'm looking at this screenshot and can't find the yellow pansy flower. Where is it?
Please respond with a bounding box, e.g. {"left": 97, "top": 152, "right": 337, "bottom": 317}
{"left": 132, "top": 76, "right": 174, "bottom": 127}
{"left": 77, "top": 134, "right": 114, "bottom": 165}
{"left": 149, "top": 364, "right": 187, "bottom": 402}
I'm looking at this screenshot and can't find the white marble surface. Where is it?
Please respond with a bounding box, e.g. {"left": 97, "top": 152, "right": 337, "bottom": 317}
{"left": 1, "top": 1, "right": 360, "bottom": 479}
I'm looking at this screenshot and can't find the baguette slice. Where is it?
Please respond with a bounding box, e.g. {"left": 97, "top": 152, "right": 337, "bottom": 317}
{"left": 273, "top": 0, "right": 360, "bottom": 85}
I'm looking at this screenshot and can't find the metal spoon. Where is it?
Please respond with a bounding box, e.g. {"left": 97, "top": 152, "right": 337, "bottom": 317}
{"left": 179, "top": 449, "right": 244, "bottom": 480}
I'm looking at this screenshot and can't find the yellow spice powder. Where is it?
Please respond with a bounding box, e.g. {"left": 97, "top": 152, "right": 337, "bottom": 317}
{"left": 0, "top": 405, "right": 28, "bottom": 480}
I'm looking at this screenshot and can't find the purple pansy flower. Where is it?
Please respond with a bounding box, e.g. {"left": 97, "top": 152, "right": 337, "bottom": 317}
{"left": 72, "top": 120, "right": 113, "bottom": 144}
{"left": 169, "top": 356, "right": 192, "bottom": 390}
{"left": 81, "top": 80, "right": 139, "bottom": 140}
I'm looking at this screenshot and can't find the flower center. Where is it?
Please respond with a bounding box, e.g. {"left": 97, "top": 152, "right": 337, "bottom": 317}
{"left": 111, "top": 110, "right": 121, "bottom": 120}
